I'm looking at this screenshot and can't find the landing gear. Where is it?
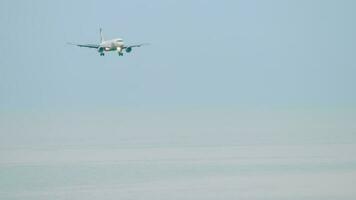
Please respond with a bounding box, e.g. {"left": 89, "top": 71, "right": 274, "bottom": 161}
{"left": 118, "top": 52, "right": 123, "bottom": 56}
{"left": 100, "top": 52, "right": 105, "bottom": 56}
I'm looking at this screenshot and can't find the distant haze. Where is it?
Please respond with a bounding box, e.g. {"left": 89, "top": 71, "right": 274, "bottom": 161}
{"left": 1, "top": 1, "right": 356, "bottom": 200}
{"left": 0, "top": 0, "right": 355, "bottom": 146}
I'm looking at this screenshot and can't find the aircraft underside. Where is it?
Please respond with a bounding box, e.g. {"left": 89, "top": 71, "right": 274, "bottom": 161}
{"left": 98, "top": 46, "right": 130, "bottom": 56}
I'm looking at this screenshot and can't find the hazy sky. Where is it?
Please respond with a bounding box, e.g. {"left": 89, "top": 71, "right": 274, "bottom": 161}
{"left": 0, "top": 0, "right": 355, "bottom": 146}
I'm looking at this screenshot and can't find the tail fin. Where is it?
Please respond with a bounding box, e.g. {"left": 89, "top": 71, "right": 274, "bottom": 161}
{"left": 100, "top": 28, "right": 104, "bottom": 43}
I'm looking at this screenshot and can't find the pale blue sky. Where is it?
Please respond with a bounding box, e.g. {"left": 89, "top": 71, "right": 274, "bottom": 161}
{"left": 0, "top": 0, "right": 355, "bottom": 146}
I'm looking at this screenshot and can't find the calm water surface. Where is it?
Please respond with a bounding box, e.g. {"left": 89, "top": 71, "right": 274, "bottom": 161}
{"left": 1, "top": 143, "right": 356, "bottom": 200}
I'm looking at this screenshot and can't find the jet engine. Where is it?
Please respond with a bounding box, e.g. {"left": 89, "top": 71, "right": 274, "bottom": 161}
{"left": 125, "top": 47, "right": 132, "bottom": 53}
{"left": 97, "top": 47, "right": 105, "bottom": 56}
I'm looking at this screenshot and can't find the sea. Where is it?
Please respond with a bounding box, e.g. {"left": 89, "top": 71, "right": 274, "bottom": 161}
{"left": 1, "top": 143, "right": 356, "bottom": 200}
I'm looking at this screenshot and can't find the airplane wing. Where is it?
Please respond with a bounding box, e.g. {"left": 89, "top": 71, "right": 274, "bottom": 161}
{"left": 67, "top": 42, "right": 100, "bottom": 49}
{"left": 124, "top": 43, "right": 150, "bottom": 49}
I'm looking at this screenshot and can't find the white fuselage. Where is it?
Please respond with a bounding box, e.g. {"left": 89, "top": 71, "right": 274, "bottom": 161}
{"left": 100, "top": 38, "right": 124, "bottom": 52}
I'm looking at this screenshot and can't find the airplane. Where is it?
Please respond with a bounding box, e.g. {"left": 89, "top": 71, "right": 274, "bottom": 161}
{"left": 68, "top": 28, "right": 148, "bottom": 56}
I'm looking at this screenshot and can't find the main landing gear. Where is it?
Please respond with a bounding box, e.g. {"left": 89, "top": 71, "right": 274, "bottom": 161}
{"left": 118, "top": 52, "right": 123, "bottom": 56}
{"left": 100, "top": 52, "right": 105, "bottom": 56}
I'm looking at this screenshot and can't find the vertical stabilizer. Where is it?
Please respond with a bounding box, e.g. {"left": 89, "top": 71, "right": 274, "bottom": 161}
{"left": 100, "top": 28, "right": 104, "bottom": 43}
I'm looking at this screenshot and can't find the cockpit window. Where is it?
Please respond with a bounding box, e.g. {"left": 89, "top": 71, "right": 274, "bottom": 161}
{"left": 117, "top": 39, "right": 123, "bottom": 42}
